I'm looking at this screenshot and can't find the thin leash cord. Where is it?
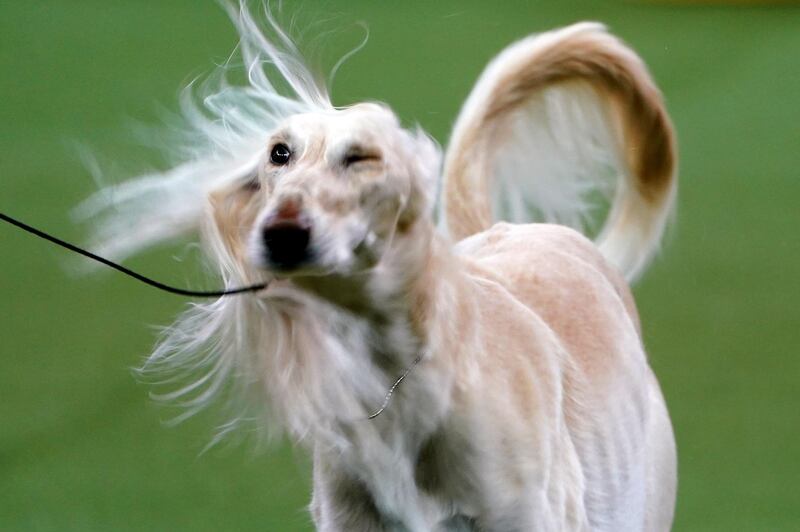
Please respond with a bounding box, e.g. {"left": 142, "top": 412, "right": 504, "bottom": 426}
{"left": 0, "top": 211, "right": 267, "bottom": 298}
{"left": 1, "top": 210, "right": 417, "bottom": 419}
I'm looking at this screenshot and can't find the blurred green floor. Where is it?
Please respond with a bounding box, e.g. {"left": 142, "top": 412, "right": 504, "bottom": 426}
{"left": 1, "top": 1, "right": 799, "bottom": 530}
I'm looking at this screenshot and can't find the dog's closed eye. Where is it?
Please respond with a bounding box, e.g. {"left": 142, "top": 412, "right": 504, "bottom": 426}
{"left": 343, "top": 146, "right": 381, "bottom": 168}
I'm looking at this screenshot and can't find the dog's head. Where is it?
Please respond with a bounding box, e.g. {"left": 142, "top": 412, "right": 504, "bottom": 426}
{"left": 209, "top": 102, "right": 440, "bottom": 284}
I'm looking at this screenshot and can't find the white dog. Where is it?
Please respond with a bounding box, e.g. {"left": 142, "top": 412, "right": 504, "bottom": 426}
{"left": 84, "top": 4, "right": 677, "bottom": 531}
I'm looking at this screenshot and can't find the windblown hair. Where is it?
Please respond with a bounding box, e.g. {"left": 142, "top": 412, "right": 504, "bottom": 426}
{"left": 80, "top": 2, "right": 332, "bottom": 262}
{"left": 78, "top": 2, "right": 348, "bottom": 442}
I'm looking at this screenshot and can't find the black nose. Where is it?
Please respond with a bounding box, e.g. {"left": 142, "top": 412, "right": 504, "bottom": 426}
{"left": 262, "top": 220, "right": 311, "bottom": 269}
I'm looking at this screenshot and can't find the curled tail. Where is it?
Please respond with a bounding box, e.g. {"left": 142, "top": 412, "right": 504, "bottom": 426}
{"left": 442, "top": 22, "right": 677, "bottom": 281}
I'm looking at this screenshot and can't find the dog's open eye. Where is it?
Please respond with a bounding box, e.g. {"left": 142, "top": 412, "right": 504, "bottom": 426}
{"left": 343, "top": 149, "right": 381, "bottom": 168}
{"left": 270, "top": 143, "right": 291, "bottom": 166}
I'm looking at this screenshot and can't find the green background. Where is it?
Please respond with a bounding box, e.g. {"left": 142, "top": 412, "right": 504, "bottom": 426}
{"left": 1, "top": 1, "right": 798, "bottom": 530}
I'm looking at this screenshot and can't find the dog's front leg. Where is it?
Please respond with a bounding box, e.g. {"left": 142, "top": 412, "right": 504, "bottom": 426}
{"left": 310, "top": 452, "right": 391, "bottom": 532}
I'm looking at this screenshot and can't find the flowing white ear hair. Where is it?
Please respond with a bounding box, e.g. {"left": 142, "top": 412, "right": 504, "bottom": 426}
{"left": 71, "top": 2, "right": 337, "bottom": 442}
{"left": 76, "top": 0, "right": 333, "bottom": 262}
{"left": 443, "top": 22, "right": 677, "bottom": 282}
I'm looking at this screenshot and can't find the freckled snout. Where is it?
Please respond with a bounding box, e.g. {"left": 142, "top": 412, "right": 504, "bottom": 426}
{"left": 262, "top": 196, "right": 312, "bottom": 270}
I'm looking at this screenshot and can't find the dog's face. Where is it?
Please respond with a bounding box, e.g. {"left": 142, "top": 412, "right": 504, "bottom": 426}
{"left": 209, "top": 103, "right": 439, "bottom": 282}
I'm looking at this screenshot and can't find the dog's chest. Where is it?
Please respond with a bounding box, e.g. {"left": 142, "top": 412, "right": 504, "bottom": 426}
{"left": 340, "top": 426, "right": 458, "bottom": 532}
{"left": 313, "top": 313, "right": 466, "bottom": 528}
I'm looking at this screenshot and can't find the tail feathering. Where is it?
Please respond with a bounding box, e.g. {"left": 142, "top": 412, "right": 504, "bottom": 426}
{"left": 442, "top": 22, "right": 677, "bottom": 282}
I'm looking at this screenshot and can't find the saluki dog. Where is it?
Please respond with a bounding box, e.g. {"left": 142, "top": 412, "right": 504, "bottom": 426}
{"left": 83, "top": 5, "right": 677, "bottom": 531}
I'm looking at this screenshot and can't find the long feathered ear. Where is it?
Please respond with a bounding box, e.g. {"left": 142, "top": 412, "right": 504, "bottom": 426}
{"left": 75, "top": 1, "right": 333, "bottom": 263}
{"left": 70, "top": 3, "right": 335, "bottom": 440}
{"left": 442, "top": 22, "right": 677, "bottom": 282}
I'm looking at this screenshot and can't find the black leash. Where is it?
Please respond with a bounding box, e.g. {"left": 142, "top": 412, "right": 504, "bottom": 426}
{"left": 0, "top": 211, "right": 267, "bottom": 298}
{"left": 1, "top": 210, "right": 425, "bottom": 420}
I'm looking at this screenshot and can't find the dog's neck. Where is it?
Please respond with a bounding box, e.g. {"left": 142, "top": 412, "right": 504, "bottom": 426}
{"left": 261, "top": 221, "right": 474, "bottom": 447}
{"left": 294, "top": 220, "right": 437, "bottom": 350}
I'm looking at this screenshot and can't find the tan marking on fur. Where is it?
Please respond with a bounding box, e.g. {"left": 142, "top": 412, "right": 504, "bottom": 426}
{"left": 316, "top": 186, "right": 357, "bottom": 216}
{"left": 208, "top": 184, "right": 263, "bottom": 264}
